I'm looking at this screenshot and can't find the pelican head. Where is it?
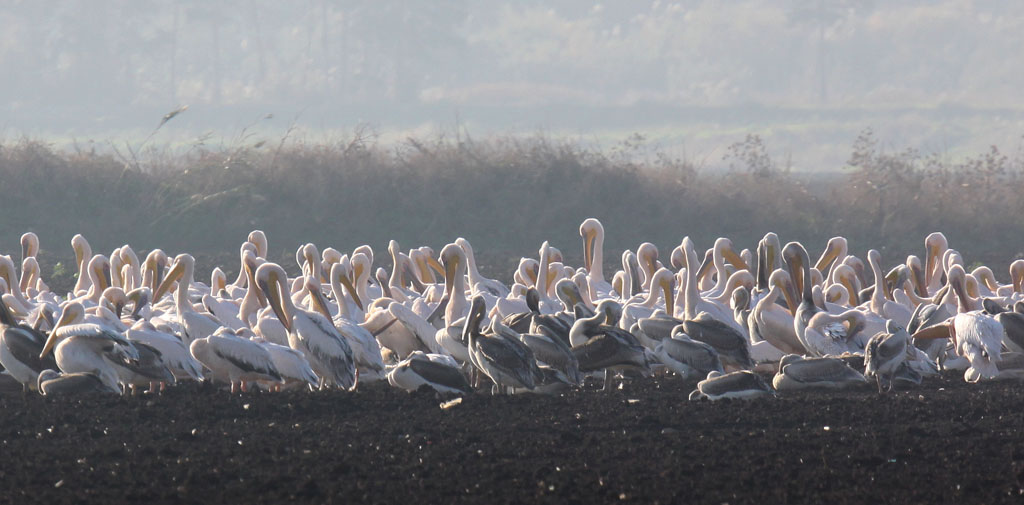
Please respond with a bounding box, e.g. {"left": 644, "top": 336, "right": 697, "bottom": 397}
{"left": 924, "top": 232, "right": 948, "bottom": 285}
{"left": 256, "top": 262, "right": 292, "bottom": 332}
{"left": 440, "top": 243, "right": 467, "bottom": 295}
{"left": 21, "top": 232, "right": 39, "bottom": 262}
{"left": 153, "top": 254, "right": 194, "bottom": 302}
{"left": 40, "top": 302, "right": 86, "bottom": 358}
{"left": 580, "top": 218, "right": 604, "bottom": 272}
{"left": 247, "top": 230, "right": 268, "bottom": 258}
{"left": 815, "top": 237, "right": 846, "bottom": 273}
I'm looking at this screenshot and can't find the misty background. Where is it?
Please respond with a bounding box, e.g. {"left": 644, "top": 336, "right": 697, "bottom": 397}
{"left": 4, "top": 0, "right": 1024, "bottom": 170}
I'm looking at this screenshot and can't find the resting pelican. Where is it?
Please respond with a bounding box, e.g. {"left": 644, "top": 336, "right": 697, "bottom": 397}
{"left": 40, "top": 302, "right": 141, "bottom": 393}
{"left": 653, "top": 327, "right": 723, "bottom": 380}
{"left": 37, "top": 369, "right": 119, "bottom": 395}
{"left": 153, "top": 254, "right": 223, "bottom": 344}
{"left": 924, "top": 232, "right": 949, "bottom": 294}
{"left": 126, "top": 320, "right": 204, "bottom": 383}
{"left": 257, "top": 262, "right": 356, "bottom": 389}
{"left": 306, "top": 276, "right": 384, "bottom": 379}
{"left": 570, "top": 301, "right": 651, "bottom": 391}
{"left": 580, "top": 218, "right": 614, "bottom": 301}
{"left": 387, "top": 351, "right": 472, "bottom": 394}
{"left": 251, "top": 335, "right": 320, "bottom": 391}
{"left": 772, "top": 354, "right": 867, "bottom": 391}
{"left": 519, "top": 324, "right": 582, "bottom": 386}
{"left": 688, "top": 370, "right": 773, "bottom": 400}
{"left": 190, "top": 328, "right": 282, "bottom": 392}
{"left": 465, "top": 296, "right": 538, "bottom": 393}
{"left": 865, "top": 321, "right": 911, "bottom": 392}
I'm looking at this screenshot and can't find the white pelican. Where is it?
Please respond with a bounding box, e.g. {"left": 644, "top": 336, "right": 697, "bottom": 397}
{"left": 251, "top": 335, "right": 320, "bottom": 391}
{"left": 153, "top": 254, "right": 224, "bottom": 344}
{"left": 772, "top": 354, "right": 867, "bottom": 391}
{"left": 924, "top": 232, "right": 949, "bottom": 294}
{"left": 688, "top": 370, "right": 773, "bottom": 401}
{"left": 813, "top": 237, "right": 848, "bottom": 287}
{"left": 126, "top": 320, "right": 204, "bottom": 382}
{"left": 40, "top": 302, "right": 141, "bottom": 393}
{"left": 620, "top": 267, "right": 675, "bottom": 330}
{"left": 306, "top": 275, "right": 384, "bottom": 379}
{"left": 238, "top": 251, "right": 267, "bottom": 328}
{"left": 71, "top": 234, "right": 94, "bottom": 296}
{"left": 749, "top": 269, "right": 804, "bottom": 354}
{"left": 914, "top": 310, "right": 1003, "bottom": 383}
{"left": 801, "top": 310, "right": 866, "bottom": 357}
{"left": 436, "top": 243, "right": 472, "bottom": 361}
{"left": 190, "top": 328, "right": 282, "bottom": 393}
{"left": 387, "top": 351, "right": 472, "bottom": 394}
{"left": 455, "top": 237, "right": 508, "bottom": 297}
{"left": 701, "top": 238, "right": 747, "bottom": 298}
{"left": 866, "top": 250, "right": 912, "bottom": 327}
{"left": 580, "top": 218, "right": 614, "bottom": 301}
{"left": 636, "top": 242, "right": 660, "bottom": 292}
{"left": 256, "top": 262, "right": 356, "bottom": 389}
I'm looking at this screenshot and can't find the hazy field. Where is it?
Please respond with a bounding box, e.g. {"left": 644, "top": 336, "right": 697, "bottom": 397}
{"left": 3, "top": 130, "right": 1023, "bottom": 286}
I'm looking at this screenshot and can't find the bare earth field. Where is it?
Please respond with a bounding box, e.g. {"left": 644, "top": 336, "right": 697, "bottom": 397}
{"left": 2, "top": 371, "right": 1023, "bottom": 505}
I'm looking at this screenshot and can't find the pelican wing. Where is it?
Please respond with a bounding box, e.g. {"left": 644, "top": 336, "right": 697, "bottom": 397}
{"left": 210, "top": 336, "right": 282, "bottom": 382}
{"left": 2, "top": 327, "right": 55, "bottom": 372}
{"left": 408, "top": 358, "right": 471, "bottom": 393}
{"left": 661, "top": 337, "right": 722, "bottom": 374}
{"left": 781, "top": 357, "right": 865, "bottom": 383}
{"left": 698, "top": 370, "right": 772, "bottom": 398}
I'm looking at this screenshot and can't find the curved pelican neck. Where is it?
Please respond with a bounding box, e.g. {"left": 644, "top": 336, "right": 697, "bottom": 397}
{"left": 682, "top": 242, "right": 701, "bottom": 321}
{"left": 589, "top": 227, "right": 606, "bottom": 284}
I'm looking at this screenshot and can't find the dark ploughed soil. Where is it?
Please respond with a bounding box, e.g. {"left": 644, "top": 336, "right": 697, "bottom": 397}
{"left": 2, "top": 372, "right": 1024, "bottom": 505}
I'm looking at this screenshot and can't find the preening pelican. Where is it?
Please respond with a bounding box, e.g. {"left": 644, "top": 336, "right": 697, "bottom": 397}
{"left": 41, "top": 302, "right": 141, "bottom": 393}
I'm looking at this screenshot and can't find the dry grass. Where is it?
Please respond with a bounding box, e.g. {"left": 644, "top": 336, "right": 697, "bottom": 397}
{"left": 3, "top": 129, "right": 1024, "bottom": 288}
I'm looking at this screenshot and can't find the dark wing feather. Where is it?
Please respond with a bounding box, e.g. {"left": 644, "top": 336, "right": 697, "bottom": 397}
{"left": 408, "top": 359, "right": 471, "bottom": 393}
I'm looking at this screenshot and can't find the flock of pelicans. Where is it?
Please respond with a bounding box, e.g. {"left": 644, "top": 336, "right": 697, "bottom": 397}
{"left": 1, "top": 220, "right": 1023, "bottom": 401}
